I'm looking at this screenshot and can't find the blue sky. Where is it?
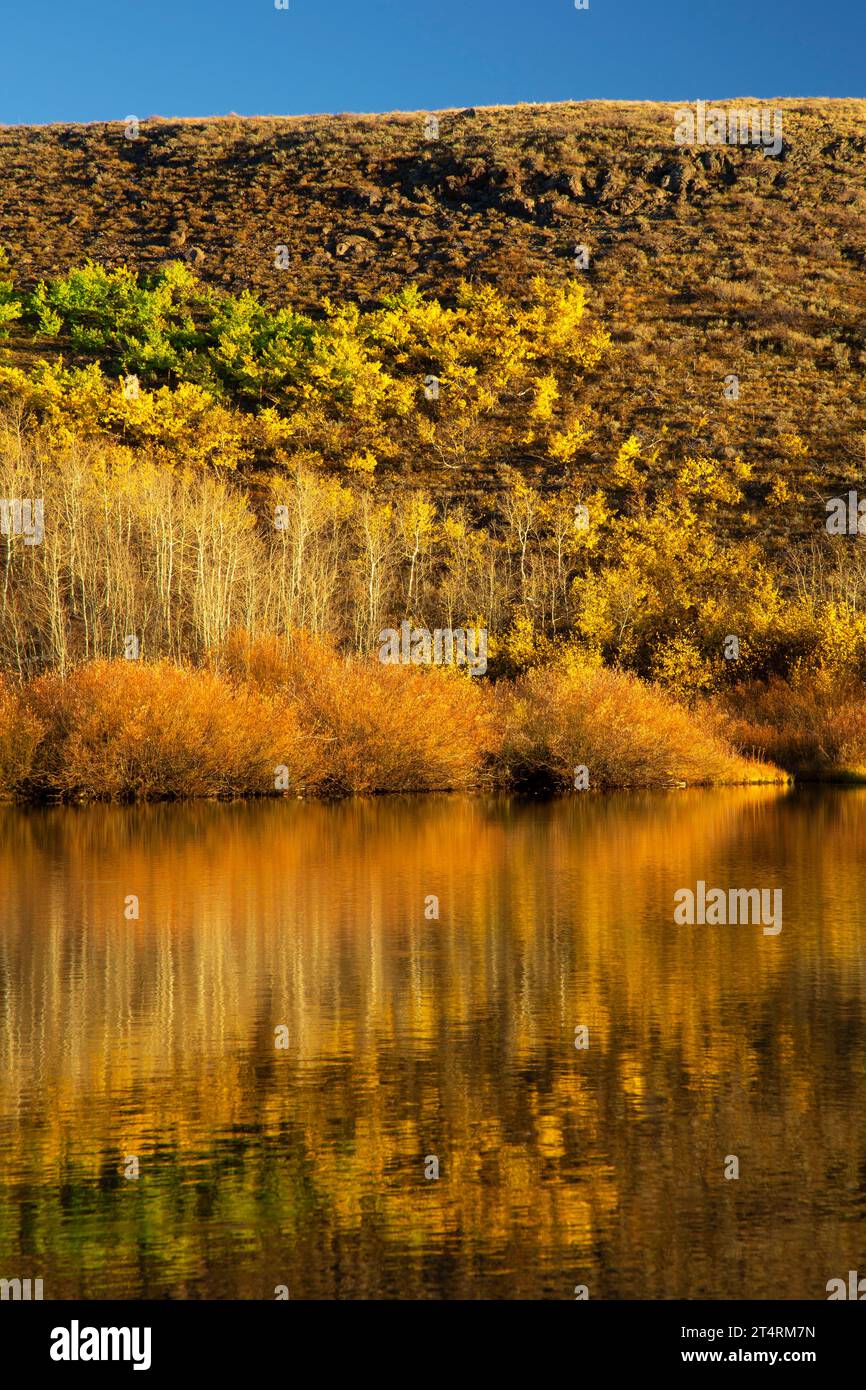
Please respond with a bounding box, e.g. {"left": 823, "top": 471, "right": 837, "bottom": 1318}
{"left": 3, "top": 0, "right": 863, "bottom": 126}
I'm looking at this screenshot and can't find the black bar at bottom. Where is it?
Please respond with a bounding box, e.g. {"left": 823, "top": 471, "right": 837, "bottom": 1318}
{"left": 1, "top": 1299, "right": 859, "bottom": 1376}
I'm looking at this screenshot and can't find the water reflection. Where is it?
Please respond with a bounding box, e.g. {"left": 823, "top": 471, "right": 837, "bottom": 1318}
{"left": 0, "top": 788, "right": 864, "bottom": 1299}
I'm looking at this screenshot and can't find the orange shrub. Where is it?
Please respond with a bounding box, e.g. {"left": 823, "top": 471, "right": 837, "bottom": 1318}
{"left": 213, "top": 630, "right": 495, "bottom": 793}
{"left": 211, "top": 630, "right": 295, "bottom": 695}
{"left": 12, "top": 641, "right": 494, "bottom": 800}
{"left": 0, "top": 676, "right": 44, "bottom": 794}
{"left": 712, "top": 673, "right": 866, "bottom": 779}
{"left": 20, "top": 660, "right": 312, "bottom": 800}
{"left": 0, "top": 637, "right": 794, "bottom": 802}
{"left": 493, "top": 664, "right": 779, "bottom": 790}
{"left": 278, "top": 633, "right": 496, "bottom": 794}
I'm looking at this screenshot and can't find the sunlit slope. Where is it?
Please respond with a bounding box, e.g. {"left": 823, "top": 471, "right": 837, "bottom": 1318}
{"left": 1, "top": 99, "right": 864, "bottom": 510}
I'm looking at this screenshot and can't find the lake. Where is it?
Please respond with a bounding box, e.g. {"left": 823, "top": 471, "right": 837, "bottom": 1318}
{"left": 1, "top": 788, "right": 864, "bottom": 1300}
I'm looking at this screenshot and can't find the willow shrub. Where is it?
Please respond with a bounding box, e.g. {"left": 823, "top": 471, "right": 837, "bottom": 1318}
{"left": 0, "top": 639, "right": 784, "bottom": 803}
{"left": 16, "top": 660, "right": 310, "bottom": 800}
{"left": 492, "top": 664, "right": 780, "bottom": 790}
{"left": 0, "top": 677, "right": 43, "bottom": 789}
{"left": 712, "top": 672, "right": 866, "bottom": 779}
{"left": 215, "top": 630, "right": 496, "bottom": 795}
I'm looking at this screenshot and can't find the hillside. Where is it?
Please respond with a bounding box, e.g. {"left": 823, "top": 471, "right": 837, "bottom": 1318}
{"left": 2, "top": 99, "right": 865, "bottom": 522}
{"left": 0, "top": 101, "right": 866, "bottom": 779}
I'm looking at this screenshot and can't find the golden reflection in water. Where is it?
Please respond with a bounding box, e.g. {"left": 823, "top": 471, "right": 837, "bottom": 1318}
{"left": 0, "top": 788, "right": 865, "bottom": 1299}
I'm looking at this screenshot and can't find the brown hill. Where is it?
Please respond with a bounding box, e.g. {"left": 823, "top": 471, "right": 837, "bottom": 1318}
{"left": 1, "top": 99, "right": 865, "bottom": 517}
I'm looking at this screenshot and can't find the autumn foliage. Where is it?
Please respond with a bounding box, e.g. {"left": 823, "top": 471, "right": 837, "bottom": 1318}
{"left": 493, "top": 662, "right": 773, "bottom": 790}
{"left": 0, "top": 635, "right": 781, "bottom": 802}
{"left": 0, "top": 255, "right": 864, "bottom": 784}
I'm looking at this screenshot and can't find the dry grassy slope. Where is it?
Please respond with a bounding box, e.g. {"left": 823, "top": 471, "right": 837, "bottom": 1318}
{"left": 1, "top": 99, "right": 865, "bottom": 527}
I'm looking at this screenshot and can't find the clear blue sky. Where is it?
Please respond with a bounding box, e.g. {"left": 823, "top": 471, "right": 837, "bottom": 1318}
{"left": 3, "top": 0, "right": 863, "bottom": 126}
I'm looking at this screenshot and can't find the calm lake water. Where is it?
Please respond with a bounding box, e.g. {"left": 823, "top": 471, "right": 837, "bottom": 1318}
{"left": 1, "top": 788, "right": 864, "bottom": 1300}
